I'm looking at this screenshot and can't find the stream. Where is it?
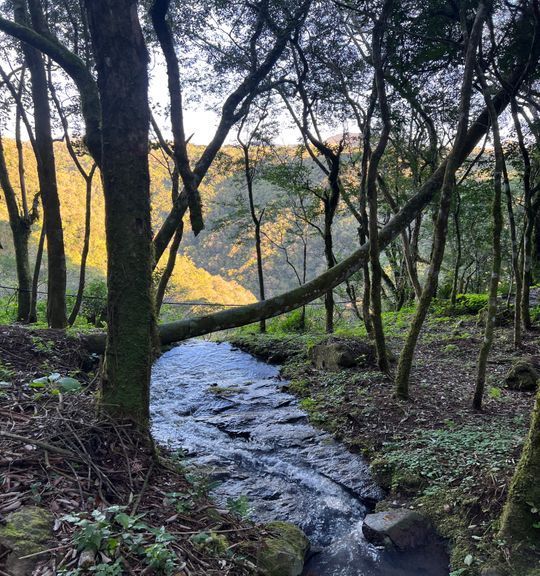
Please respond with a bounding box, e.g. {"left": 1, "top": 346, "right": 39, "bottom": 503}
{"left": 150, "top": 340, "right": 449, "bottom": 576}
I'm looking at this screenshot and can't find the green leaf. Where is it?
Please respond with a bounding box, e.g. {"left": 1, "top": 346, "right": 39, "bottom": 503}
{"left": 57, "top": 377, "right": 82, "bottom": 393}
{"left": 114, "top": 512, "right": 132, "bottom": 529}
{"left": 464, "top": 554, "right": 473, "bottom": 566}
{"left": 30, "top": 377, "right": 48, "bottom": 388}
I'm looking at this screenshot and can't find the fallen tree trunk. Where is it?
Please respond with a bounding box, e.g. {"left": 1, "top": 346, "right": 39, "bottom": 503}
{"left": 80, "top": 58, "right": 533, "bottom": 354}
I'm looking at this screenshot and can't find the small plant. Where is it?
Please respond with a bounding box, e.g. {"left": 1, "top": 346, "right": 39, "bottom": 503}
{"left": 30, "top": 335, "right": 55, "bottom": 354}
{"left": 30, "top": 372, "right": 83, "bottom": 395}
{"left": 61, "top": 506, "right": 178, "bottom": 575}
{"left": 227, "top": 495, "right": 250, "bottom": 518}
{"left": 190, "top": 531, "right": 229, "bottom": 554}
{"left": 0, "top": 360, "right": 14, "bottom": 381}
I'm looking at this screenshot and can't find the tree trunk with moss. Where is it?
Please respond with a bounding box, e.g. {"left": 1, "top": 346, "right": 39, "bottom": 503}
{"left": 365, "top": 2, "right": 393, "bottom": 370}
{"left": 84, "top": 0, "right": 155, "bottom": 427}
{"left": 512, "top": 100, "right": 533, "bottom": 331}
{"left": 0, "top": 131, "right": 33, "bottom": 321}
{"left": 499, "top": 387, "right": 540, "bottom": 547}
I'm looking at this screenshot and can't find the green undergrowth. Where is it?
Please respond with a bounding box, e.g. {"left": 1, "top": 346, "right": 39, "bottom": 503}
{"left": 371, "top": 420, "right": 528, "bottom": 574}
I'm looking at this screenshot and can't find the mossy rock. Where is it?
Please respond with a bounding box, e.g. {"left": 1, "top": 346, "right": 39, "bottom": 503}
{"left": 257, "top": 521, "right": 310, "bottom": 576}
{"left": 309, "top": 337, "right": 375, "bottom": 371}
{"left": 0, "top": 506, "right": 53, "bottom": 576}
{"left": 477, "top": 307, "right": 513, "bottom": 327}
{"left": 391, "top": 469, "right": 426, "bottom": 495}
{"left": 504, "top": 361, "right": 538, "bottom": 391}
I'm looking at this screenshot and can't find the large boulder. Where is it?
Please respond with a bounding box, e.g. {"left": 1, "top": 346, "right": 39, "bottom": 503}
{"left": 0, "top": 506, "right": 54, "bottom": 576}
{"left": 309, "top": 338, "right": 375, "bottom": 371}
{"left": 504, "top": 361, "right": 538, "bottom": 391}
{"left": 257, "top": 521, "right": 310, "bottom": 576}
{"left": 362, "top": 508, "right": 433, "bottom": 550}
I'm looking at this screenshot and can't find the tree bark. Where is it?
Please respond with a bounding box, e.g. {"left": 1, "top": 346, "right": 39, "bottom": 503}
{"left": 367, "top": 0, "right": 393, "bottom": 371}
{"left": 0, "top": 131, "right": 33, "bottom": 321}
{"left": 241, "top": 142, "right": 267, "bottom": 333}
{"left": 499, "top": 385, "right": 540, "bottom": 548}
{"left": 15, "top": 0, "right": 67, "bottom": 328}
{"left": 84, "top": 0, "right": 155, "bottom": 427}
{"left": 511, "top": 99, "right": 533, "bottom": 331}
{"left": 450, "top": 191, "right": 462, "bottom": 307}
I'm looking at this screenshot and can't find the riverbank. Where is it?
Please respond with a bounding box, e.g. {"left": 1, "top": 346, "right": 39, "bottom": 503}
{"left": 0, "top": 325, "right": 283, "bottom": 576}
{"left": 230, "top": 310, "right": 540, "bottom": 576}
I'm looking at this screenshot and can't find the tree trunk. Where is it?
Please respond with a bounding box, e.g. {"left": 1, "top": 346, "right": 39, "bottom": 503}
{"left": 450, "top": 192, "right": 462, "bottom": 307}
{"left": 512, "top": 100, "right": 533, "bottom": 331}
{"left": 472, "top": 68, "right": 504, "bottom": 411}
{"left": 0, "top": 132, "right": 32, "bottom": 321}
{"left": 156, "top": 222, "right": 183, "bottom": 316}
{"left": 499, "top": 386, "right": 540, "bottom": 547}
{"left": 504, "top": 159, "right": 522, "bottom": 347}
{"left": 29, "top": 224, "right": 45, "bottom": 323}
{"left": 15, "top": 0, "right": 67, "bottom": 328}
{"left": 84, "top": 0, "right": 155, "bottom": 427}
{"left": 68, "top": 167, "right": 96, "bottom": 326}
{"left": 242, "top": 144, "right": 266, "bottom": 334}
{"left": 366, "top": 0, "right": 393, "bottom": 372}
{"left": 395, "top": 2, "right": 486, "bottom": 399}
{"left": 324, "top": 207, "right": 335, "bottom": 333}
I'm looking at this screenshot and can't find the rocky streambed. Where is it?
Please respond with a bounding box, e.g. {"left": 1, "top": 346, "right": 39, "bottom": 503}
{"left": 150, "top": 339, "right": 449, "bottom": 575}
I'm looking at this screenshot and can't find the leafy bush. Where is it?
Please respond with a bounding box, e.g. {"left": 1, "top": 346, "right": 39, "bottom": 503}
{"left": 82, "top": 279, "right": 107, "bottom": 326}
{"left": 270, "top": 308, "right": 307, "bottom": 333}
{"left": 431, "top": 294, "right": 489, "bottom": 317}
{"left": 530, "top": 305, "right": 540, "bottom": 323}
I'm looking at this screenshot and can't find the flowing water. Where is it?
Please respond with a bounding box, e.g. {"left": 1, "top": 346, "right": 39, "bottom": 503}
{"left": 151, "top": 340, "right": 449, "bottom": 576}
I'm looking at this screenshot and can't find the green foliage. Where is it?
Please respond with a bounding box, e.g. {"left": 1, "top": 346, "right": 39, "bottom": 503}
{"left": 267, "top": 309, "right": 308, "bottom": 333}
{"left": 530, "top": 305, "right": 540, "bottom": 323}
{"left": 381, "top": 423, "right": 525, "bottom": 494}
{"left": 431, "top": 294, "right": 489, "bottom": 317}
{"left": 31, "top": 335, "right": 55, "bottom": 354}
{"left": 60, "top": 506, "right": 177, "bottom": 575}
{"left": 0, "top": 360, "right": 14, "bottom": 382}
{"left": 227, "top": 495, "right": 250, "bottom": 518}
{"left": 82, "top": 279, "right": 107, "bottom": 327}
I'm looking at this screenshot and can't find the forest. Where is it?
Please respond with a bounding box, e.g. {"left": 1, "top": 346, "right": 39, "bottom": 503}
{"left": 0, "top": 0, "right": 539, "bottom": 575}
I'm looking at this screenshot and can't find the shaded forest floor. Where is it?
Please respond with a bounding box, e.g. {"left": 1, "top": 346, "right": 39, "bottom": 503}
{"left": 230, "top": 310, "right": 540, "bottom": 576}
{"left": 0, "top": 326, "right": 265, "bottom": 576}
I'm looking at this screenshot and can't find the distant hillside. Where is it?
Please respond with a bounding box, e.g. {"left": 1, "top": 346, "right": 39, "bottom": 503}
{"left": 0, "top": 140, "right": 256, "bottom": 313}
